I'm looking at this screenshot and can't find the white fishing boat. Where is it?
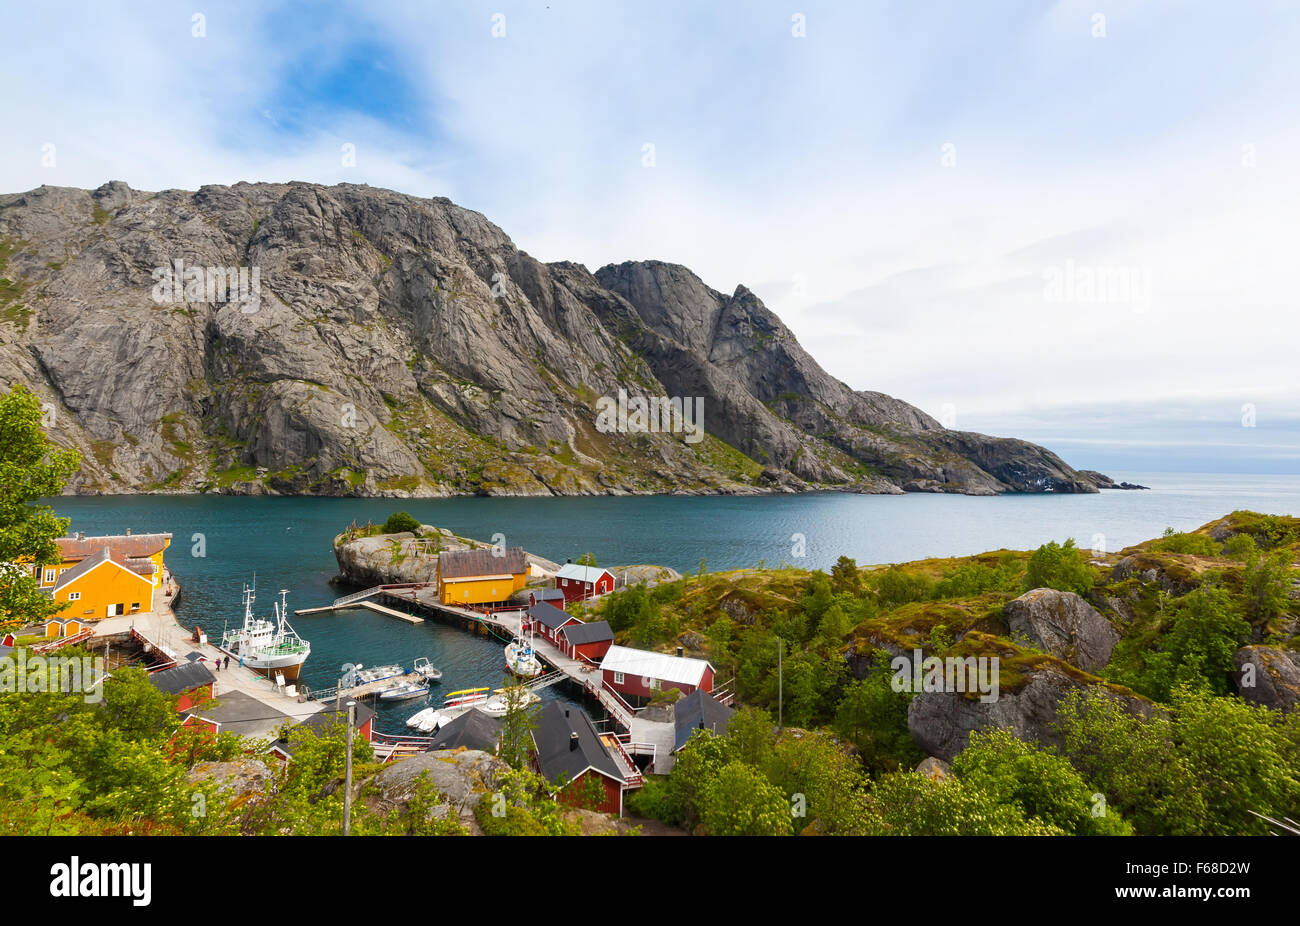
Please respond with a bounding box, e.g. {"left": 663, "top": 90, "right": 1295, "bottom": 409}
{"left": 219, "top": 584, "right": 310, "bottom": 681}
{"left": 504, "top": 633, "right": 543, "bottom": 679}
{"left": 406, "top": 707, "right": 452, "bottom": 733}
{"left": 378, "top": 679, "right": 430, "bottom": 702}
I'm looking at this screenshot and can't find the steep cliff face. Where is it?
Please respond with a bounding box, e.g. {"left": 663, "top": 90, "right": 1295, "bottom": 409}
{"left": 0, "top": 180, "right": 1101, "bottom": 497}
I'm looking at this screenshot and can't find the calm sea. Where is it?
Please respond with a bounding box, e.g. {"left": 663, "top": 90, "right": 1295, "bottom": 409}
{"left": 44, "top": 472, "right": 1298, "bottom": 731}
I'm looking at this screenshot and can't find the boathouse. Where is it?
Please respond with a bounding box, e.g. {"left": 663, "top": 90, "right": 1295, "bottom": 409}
{"left": 553, "top": 563, "right": 616, "bottom": 604}
{"left": 148, "top": 661, "right": 216, "bottom": 712}
{"left": 557, "top": 620, "right": 614, "bottom": 664}
{"left": 673, "top": 689, "right": 734, "bottom": 753}
{"left": 524, "top": 601, "right": 581, "bottom": 645}
{"left": 436, "top": 547, "right": 528, "bottom": 606}
{"left": 600, "top": 645, "right": 715, "bottom": 705}
{"left": 531, "top": 702, "right": 635, "bottom": 816}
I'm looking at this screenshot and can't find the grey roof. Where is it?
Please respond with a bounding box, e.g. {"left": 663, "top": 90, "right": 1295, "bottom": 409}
{"left": 148, "top": 661, "right": 216, "bottom": 695}
{"left": 528, "top": 601, "right": 577, "bottom": 630}
{"left": 559, "top": 620, "right": 613, "bottom": 646}
{"left": 673, "top": 689, "right": 735, "bottom": 753}
{"left": 439, "top": 547, "right": 528, "bottom": 579}
{"left": 428, "top": 708, "right": 501, "bottom": 752}
{"left": 186, "top": 690, "right": 293, "bottom": 740}
{"left": 274, "top": 702, "right": 377, "bottom": 755}
{"left": 532, "top": 701, "right": 624, "bottom": 786}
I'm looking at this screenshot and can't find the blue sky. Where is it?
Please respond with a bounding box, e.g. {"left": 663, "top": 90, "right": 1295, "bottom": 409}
{"left": 2, "top": 0, "right": 1298, "bottom": 473}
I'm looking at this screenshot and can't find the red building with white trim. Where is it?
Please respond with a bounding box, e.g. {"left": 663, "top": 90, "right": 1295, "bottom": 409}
{"left": 553, "top": 563, "right": 616, "bottom": 604}
{"left": 600, "top": 645, "right": 715, "bottom": 706}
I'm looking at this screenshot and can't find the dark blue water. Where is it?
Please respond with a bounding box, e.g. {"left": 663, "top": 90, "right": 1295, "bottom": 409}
{"left": 46, "top": 472, "right": 1298, "bottom": 731}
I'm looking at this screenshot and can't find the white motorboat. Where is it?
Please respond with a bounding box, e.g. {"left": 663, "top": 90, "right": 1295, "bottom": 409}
{"left": 378, "top": 679, "right": 430, "bottom": 702}
{"left": 345, "top": 663, "right": 406, "bottom": 687}
{"left": 413, "top": 657, "right": 443, "bottom": 682}
{"left": 479, "top": 686, "right": 541, "bottom": 718}
{"left": 405, "top": 707, "right": 451, "bottom": 733}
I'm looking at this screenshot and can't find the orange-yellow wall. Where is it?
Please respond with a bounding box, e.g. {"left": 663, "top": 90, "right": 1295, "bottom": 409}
{"left": 37, "top": 538, "right": 169, "bottom": 590}
{"left": 55, "top": 563, "right": 155, "bottom": 619}
{"left": 439, "top": 574, "right": 526, "bottom": 605}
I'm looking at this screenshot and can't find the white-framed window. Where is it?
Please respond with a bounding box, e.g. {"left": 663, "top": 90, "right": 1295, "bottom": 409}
{"left": 68, "top": 592, "right": 81, "bottom": 601}
{"left": 613, "top": 671, "right": 625, "bottom": 685}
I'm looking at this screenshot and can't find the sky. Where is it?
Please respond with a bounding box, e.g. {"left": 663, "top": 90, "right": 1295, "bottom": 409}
{"left": 1, "top": 0, "right": 1297, "bottom": 474}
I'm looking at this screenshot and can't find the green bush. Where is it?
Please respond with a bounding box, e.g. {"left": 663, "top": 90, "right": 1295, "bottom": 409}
{"left": 1024, "top": 539, "right": 1094, "bottom": 595}
{"left": 382, "top": 511, "right": 421, "bottom": 534}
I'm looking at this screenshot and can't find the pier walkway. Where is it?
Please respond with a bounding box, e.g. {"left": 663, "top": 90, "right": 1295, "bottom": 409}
{"left": 91, "top": 571, "right": 324, "bottom": 725}
{"left": 373, "top": 587, "right": 678, "bottom": 773}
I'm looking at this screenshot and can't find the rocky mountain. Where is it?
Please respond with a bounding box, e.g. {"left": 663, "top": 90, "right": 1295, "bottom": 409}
{"left": 0, "top": 180, "right": 1105, "bottom": 497}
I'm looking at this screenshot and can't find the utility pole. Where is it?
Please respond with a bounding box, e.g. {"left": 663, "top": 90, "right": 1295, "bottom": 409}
{"left": 777, "top": 637, "right": 783, "bottom": 731}
{"left": 343, "top": 700, "right": 356, "bottom": 836}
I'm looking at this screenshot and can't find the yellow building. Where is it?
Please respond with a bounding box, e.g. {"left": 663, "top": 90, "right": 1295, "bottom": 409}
{"left": 437, "top": 548, "right": 528, "bottom": 606}
{"left": 33, "top": 532, "right": 172, "bottom": 620}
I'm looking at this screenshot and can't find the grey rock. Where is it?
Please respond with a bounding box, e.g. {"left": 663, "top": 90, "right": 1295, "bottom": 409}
{"left": 1233, "top": 646, "right": 1300, "bottom": 712}
{"left": 908, "top": 669, "right": 1152, "bottom": 762}
{"left": 372, "top": 748, "right": 509, "bottom": 824}
{"left": 1004, "top": 588, "right": 1120, "bottom": 672}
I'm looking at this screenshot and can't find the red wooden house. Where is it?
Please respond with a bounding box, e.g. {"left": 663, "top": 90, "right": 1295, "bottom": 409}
{"left": 553, "top": 563, "right": 616, "bottom": 604}
{"left": 600, "top": 645, "right": 715, "bottom": 707}
{"left": 524, "top": 601, "right": 581, "bottom": 646}
{"left": 148, "top": 661, "right": 216, "bottom": 712}
{"left": 531, "top": 702, "right": 639, "bottom": 816}
{"left": 528, "top": 588, "right": 566, "bottom": 608}
{"left": 557, "top": 620, "right": 614, "bottom": 664}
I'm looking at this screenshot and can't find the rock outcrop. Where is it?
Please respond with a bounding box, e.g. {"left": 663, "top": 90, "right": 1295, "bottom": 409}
{"left": 907, "top": 668, "right": 1151, "bottom": 762}
{"left": 0, "top": 181, "right": 1105, "bottom": 498}
{"left": 1004, "top": 588, "right": 1120, "bottom": 672}
{"left": 1232, "top": 646, "right": 1300, "bottom": 712}
{"left": 371, "top": 748, "right": 508, "bottom": 831}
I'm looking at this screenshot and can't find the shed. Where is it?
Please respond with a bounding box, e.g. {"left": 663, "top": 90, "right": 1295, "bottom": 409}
{"left": 557, "top": 620, "right": 614, "bottom": 663}
{"left": 673, "top": 689, "right": 735, "bottom": 753}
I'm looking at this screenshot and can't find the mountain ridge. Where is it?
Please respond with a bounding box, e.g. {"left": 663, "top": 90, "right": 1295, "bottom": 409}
{"left": 0, "top": 179, "right": 1105, "bottom": 498}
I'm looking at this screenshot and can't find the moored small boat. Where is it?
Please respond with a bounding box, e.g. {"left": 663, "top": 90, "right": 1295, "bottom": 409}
{"left": 406, "top": 707, "right": 451, "bottom": 733}
{"left": 378, "top": 679, "right": 430, "bottom": 701}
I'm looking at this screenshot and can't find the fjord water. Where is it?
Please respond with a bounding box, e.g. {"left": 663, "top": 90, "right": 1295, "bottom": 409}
{"left": 47, "top": 472, "right": 1298, "bottom": 727}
